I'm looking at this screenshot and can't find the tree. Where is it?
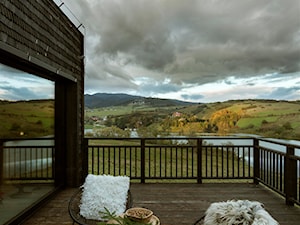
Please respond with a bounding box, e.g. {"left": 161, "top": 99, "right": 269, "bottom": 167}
{"left": 95, "top": 126, "right": 130, "bottom": 138}
{"left": 209, "top": 109, "right": 241, "bottom": 132}
{"left": 282, "top": 122, "right": 292, "bottom": 130}
{"left": 10, "top": 122, "right": 21, "bottom": 131}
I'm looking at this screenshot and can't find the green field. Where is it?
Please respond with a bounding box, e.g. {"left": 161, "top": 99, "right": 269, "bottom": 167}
{"left": 0, "top": 100, "right": 54, "bottom": 138}
{"left": 87, "top": 139, "right": 252, "bottom": 181}
{"left": 85, "top": 105, "right": 183, "bottom": 118}
{"left": 229, "top": 101, "right": 300, "bottom": 139}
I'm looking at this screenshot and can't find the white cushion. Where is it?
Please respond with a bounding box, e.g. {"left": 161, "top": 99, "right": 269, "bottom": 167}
{"left": 79, "top": 174, "right": 130, "bottom": 220}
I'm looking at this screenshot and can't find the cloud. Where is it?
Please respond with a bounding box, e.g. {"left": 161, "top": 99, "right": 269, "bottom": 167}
{"left": 133, "top": 77, "right": 182, "bottom": 96}
{"left": 181, "top": 94, "right": 205, "bottom": 101}
{"left": 0, "top": 64, "right": 54, "bottom": 100}
{"left": 65, "top": 0, "right": 299, "bottom": 98}
{"left": 259, "top": 87, "right": 300, "bottom": 100}
{"left": 0, "top": 85, "right": 52, "bottom": 100}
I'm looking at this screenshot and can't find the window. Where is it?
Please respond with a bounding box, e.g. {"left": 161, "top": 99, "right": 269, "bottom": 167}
{"left": 0, "top": 63, "right": 55, "bottom": 225}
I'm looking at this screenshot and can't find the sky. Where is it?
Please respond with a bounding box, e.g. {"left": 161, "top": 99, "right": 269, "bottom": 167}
{"left": 0, "top": 65, "right": 54, "bottom": 100}
{"left": 1, "top": 0, "right": 300, "bottom": 103}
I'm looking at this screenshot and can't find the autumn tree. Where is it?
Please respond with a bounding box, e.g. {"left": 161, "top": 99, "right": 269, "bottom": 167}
{"left": 209, "top": 109, "right": 241, "bottom": 132}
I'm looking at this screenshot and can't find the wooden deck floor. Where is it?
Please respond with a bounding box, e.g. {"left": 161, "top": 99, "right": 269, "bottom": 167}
{"left": 22, "top": 183, "right": 300, "bottom": 225}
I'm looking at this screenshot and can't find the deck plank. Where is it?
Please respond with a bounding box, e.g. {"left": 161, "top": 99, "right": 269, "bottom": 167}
{"left": 22, "top": 183, "right": 300, "bottom": 225}
{"left": 130, "top": 183, "right": 300, "bottom": 225}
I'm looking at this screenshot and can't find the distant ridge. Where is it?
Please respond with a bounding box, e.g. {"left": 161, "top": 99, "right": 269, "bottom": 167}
{"left": 84, "top": 93, "right": 196, "bottom": 108}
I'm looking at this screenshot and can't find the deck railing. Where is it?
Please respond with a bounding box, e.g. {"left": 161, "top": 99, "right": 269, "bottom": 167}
{"left": 253, "top": 138, "right": 300, "bottom": 206}
{"left": 84, "top": 137, "right": 300, "bottom": 206}
{"left": 0, "top": 138, "right": 54, "bottom": 182}
{"left": 0, "top": 136, "right": 299, "bottom": 206}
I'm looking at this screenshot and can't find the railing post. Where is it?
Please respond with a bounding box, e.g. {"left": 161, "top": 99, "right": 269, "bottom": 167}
{"left": 197, "top": 138, "right": 202, "bottom": 184}
{"left": 284, "top": 145, "right": 297, "bottom": 206}
{"left": 141, "top": 138, "right": 145, "bottom": 183}
{"left": 82, "top": 138, "right": 89, "bottom": 182}
{"left": 253, "top": 138, "right": 260, "bottom": 185}
{"left": 0, "top": 140, "right": 3, "bottom": 185}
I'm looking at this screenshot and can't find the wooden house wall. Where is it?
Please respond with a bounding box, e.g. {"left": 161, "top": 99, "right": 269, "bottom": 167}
{"left": 0, "top": 0, "right": 85, "bottom": 186}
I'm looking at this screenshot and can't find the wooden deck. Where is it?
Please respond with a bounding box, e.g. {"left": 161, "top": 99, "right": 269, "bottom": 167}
{"left": 22, "top": 183, "right": 300, "bottom": 225}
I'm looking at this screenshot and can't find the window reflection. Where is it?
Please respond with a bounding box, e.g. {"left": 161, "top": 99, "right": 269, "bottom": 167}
{"left": 0, "top": 63, "right": 54, "bottom": 138}
{"left": 0, "top": 63, "right": 55, "bottom": 225}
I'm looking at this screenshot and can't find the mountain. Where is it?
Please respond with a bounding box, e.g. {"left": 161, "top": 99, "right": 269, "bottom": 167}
{"left": 84, "top": 93, "right": 196, "bottom": 108}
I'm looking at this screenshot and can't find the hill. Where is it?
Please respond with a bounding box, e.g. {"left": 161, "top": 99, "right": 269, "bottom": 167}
{"left": 85, "top": 99, "right": 300, "bottom": 140}
{"left": 163, "top": 99, "right": 300, "bottom": 140}
{"left": 1, "top": 98, "right": 299, "bottom": 141}
{"left": 84, "top": 93, "right": 195, "bottom": 108}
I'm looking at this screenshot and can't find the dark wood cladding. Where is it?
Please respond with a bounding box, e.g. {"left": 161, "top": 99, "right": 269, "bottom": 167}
{"left": 0, "top": 0, "right": 85, "bottom": 187}
{"left": 0, "top": 0, "right": 83, "bottom": 79}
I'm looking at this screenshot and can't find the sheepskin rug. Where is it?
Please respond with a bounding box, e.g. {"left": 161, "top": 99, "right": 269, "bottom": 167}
{"left": 79, "top": 174, "right": 130, "bottom": 220}
{"left": 204, "top": 200, "right": 279, "bottom": 225}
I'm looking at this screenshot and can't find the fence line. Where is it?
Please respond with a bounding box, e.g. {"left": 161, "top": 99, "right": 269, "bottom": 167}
{"left": 84, "top": 137, "right": 300, "bottom": 206}
{"left": 0, "top": 137, "right": 298, "bottom": 206}
{"left": 0, "top": 138, "right": 54, "bottom": 182}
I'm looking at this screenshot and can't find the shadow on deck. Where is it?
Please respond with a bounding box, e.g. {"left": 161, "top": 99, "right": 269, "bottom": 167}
{"left": 22, "top": 183, "right": 300, "bottom": 225}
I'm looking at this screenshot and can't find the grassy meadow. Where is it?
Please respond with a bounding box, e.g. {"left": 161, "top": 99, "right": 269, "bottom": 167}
{"left": 229, "top": 100, "right": 300, "bottom": 139}
{"left": 85, "top": 104, "right": 183, "bottom": 118}
{"left": 87, "top": 139, "right": 253, "bottom": 182}
{"left": 0, "top": 100, "right": 54, "bottom": 138}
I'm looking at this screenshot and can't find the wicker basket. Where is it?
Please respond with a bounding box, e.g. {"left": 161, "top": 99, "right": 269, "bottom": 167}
{"left": 125, "top": 207, "right": 153, "bottom": 223}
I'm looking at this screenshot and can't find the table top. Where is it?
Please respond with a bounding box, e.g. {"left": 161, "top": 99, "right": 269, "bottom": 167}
{"left": 107, "top": 214, "right": 160, "bottom": 225}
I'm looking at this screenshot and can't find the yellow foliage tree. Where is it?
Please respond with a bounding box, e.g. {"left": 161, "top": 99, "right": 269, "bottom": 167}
{"left": 209, "top": 109, "right": 241, "bottom": 132}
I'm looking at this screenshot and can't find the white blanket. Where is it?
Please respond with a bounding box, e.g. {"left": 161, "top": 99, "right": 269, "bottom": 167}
{"left": 79, "top": 174, "right": 130, "bottom": 220}
{"left": 204, "top": 200, "right": 279, "bottom": 225}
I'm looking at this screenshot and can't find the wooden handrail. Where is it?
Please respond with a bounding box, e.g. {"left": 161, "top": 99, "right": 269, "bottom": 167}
{"left": 83, "top": 137, "right": 300, "bottom": 206}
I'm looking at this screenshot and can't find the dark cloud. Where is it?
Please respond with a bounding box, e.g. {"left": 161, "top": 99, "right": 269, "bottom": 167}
{"left": 92, "top": 0, "right": 175, "bottom": 69}
{"left": 259, "top": 87, "right": 300, "bottom": 100}
{"left": 69, "top": 0, "right": 299, "bottom": 88}
{"left": 135, "top": 79, "right": 182, "bottom": 96}
{"left": 224, "top": 79, "right": 235, "bottom": 85}
{"left": 181, "top": 94, "right": 204, "bottom": 101}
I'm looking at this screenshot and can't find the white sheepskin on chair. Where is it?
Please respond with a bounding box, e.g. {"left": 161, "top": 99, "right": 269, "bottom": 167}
{"left": 79, "top": 174, "right": 130, "bottom": 220}
{"left": 204, "top": 200, "right": 279, "bottom": 225}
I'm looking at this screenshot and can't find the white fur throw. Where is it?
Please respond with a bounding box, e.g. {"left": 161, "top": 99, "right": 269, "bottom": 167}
{"left": 204, "top": 200, "right": 279, "bottom": 225}
{"left": 79, "top": 174, "right": 130, "bottom": 220}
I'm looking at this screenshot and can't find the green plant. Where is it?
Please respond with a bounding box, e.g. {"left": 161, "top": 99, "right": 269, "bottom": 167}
{"left": 98, "top": 208, "right": 152, "bottom": 225}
